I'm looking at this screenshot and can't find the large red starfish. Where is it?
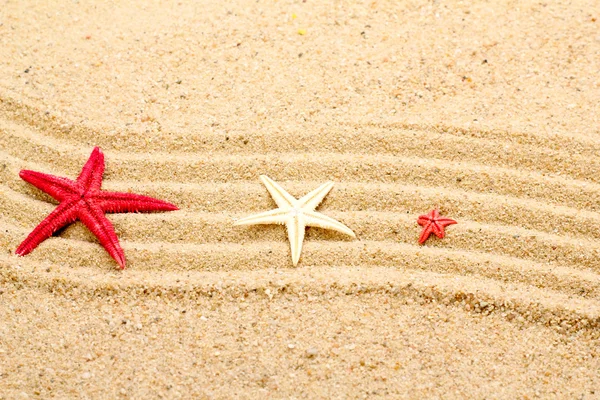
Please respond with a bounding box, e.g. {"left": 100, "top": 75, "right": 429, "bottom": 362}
{"left": 417, "top": 209, "right": 457, "bottom": 244}
{"left": 15, "top": 147, "right": 178, "bottom": 269}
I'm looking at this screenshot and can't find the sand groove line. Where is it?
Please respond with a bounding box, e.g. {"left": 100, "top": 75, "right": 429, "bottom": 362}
{"left": 2, "top": 155, "right": 599, "bottom": 229}
{"left": 2, "top": 135, "right": 600, "bottom": 214}
{"left": 342, "top": 120, "right": 600, "bottom": 158}
{"left": 2, "top": 220, "right": 600, "bottom": 300}
{"left": 4, "top": 173, "right": 600, "bottom": 270}
{"left": 2, "top": 117, "right": 599, "bottom": 185}
{"left": 336, "top": 123, "right": 600, "bottom": 183}
{"left": 3, "top": 170, "right": 600, "bottom": 243}
{"left": 3, "top": 188, "right": 600, "bottom": 273}
{"left": 1, "top": 256, "right": 598, "bottom": 337}
{"left": 3, "top": 115, "right": 600, "bottom": 186}
{"left": 4, "top": 150, "right": 600, "bottom": 242}
{"left": 2, "top": 93, "right": 599, "bottom": 162}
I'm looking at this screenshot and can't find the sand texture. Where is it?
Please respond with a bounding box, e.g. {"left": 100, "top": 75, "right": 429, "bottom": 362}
{"left": 1, "top": 0, "right": 600, "bottom": 398}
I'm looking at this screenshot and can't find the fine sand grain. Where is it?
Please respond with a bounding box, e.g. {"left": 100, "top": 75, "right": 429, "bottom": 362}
{"left": 1, "top": 0, "right": 599, "bottom": 398}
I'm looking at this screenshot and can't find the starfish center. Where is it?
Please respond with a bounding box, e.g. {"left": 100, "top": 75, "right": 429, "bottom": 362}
{"left": 288, "top": 208, "right": 301, "bottom": 217}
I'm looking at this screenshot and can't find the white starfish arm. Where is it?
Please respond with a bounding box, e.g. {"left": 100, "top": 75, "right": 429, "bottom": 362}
{"left": 260, "top": 175, "right": 297, "bottom": 208}
{"left": 303, "top": 210, "right": 356, "bottom": 238}
{"left": 298, "top": 181, "right": 334, "bottom": 211}
{"left": 233, "top": 208, "right": 289, "bottom": 226}
{"left": 286, "top": 216, "right": 306, "bottom": 266}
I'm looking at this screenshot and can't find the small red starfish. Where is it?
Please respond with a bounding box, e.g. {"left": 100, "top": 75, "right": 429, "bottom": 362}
{"left": 15, "top": 147, "right": 178, "bottom": 269}
{"left": 417, "top": 209, "right": 457, "bottom": 244}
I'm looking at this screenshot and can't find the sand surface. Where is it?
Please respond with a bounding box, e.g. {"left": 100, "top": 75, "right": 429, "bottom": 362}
{"left": 1, "top": 0, "right": 600, "bottom": 398}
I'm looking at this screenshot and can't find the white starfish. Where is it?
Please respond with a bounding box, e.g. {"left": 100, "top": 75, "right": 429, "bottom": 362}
{"left": 234, "top": 175, "right": 356, "bottom": 266}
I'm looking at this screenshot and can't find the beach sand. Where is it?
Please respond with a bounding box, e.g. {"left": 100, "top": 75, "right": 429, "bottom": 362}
{"left": 1, "top": 0, "right": 599, "bottom": 398}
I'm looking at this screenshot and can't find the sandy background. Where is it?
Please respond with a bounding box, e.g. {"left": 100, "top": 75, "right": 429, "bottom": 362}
{"left": 1, "top": 0, "right": 600, "bottom": 398}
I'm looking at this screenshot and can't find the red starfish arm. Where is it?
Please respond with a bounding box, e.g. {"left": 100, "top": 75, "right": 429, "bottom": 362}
{"left": 76, "top": 147, "right": 105, "bottom": 191}
{"left": 418, "top": 223, "right": 434, "bottom": 244}
{"left": 96, "top": 191, "right": 179, "bottom": 213}
{"left": 436, "top": 218, "right": 457, "bottom": 227}
{"left": 15, "top": 199, "right": 80, "bottom": 256}
{"left": 417, "top": 215, "right": 430, "bottom": 226}
{"left": 19, "top": 170, "right": 78, "bottom": 201}
{"left": 431, "top": 222, "right": 446, "bottom": 238}
{"left": 78, "top": 202, "right": 126, "bottom": 269}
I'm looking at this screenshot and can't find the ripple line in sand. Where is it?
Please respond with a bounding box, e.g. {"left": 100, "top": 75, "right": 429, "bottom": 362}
{"left": 4, "top": 196, "right": 600, "bottom": 272}
{"left": 343, "top": 120, "right": 600, "bottom": 159}
{"left": 3, "top": 92, "right": 600, "bottom": 163}
{"left": 1, "top": 256, "right": 598, "bottom": 337}
{"left": 2, "top": 134, "right": 600, "bottom": 213}
{"left": 4, "top": 112, "right": 600, "bottom": 185}
{"left": 2, "top": 221, "right": 600, "bottom": 299}
{"left": 4, "top": 166, "right": 600, "bottom": 242}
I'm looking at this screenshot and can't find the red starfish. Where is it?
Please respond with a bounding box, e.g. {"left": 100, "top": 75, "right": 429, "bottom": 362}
{"left": 15, "top": 147, "right": 178, "bottom": 269}
{"left": 417, "top": 209, "right": 457, "bottom": 244}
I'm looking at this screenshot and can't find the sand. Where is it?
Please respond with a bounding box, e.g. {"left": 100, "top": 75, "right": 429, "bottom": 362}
{"left": 1, "top": 0, "right": 599, "bottom": 398}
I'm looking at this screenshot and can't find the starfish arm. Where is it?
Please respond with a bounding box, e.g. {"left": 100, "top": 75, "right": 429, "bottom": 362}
{"left": 19, "top": 170, "right": 78, "bottom": 201}
{"left": 233, "top": 208, "right": 290, "bottom": 226}
{"left": 418, "top": 224, "right": 434, "bottom": 244}
{"left": 260, "top": 175, "right": 297, "bottom": 208}
{"left": 417, "top": 215, "right": 431, "bottom": 226}
{"left": 96, "top": 191, "right": 179, "bottom": 213}
{"left": 431, "top": 222, "right": 446, "bottom": 238}
{"left": 303, "top": 210, "right": 356, "bottom": 238}
{"left": 297, "top": 182, "right": 334, "bottom": 211}
{"left": 437, "top": 218, "right": 458, "bottom": 227}
{"left": 286, "top": 217, "right": 305, "bottom": 266}
{"left": 15, "top": 199, "right": 80, "bottom": 256}
{"left": 78, "top": 202, "right": 126, "bottom": 269}
{"left": 77, "top": 147, "right": 105, "bottom": 191}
